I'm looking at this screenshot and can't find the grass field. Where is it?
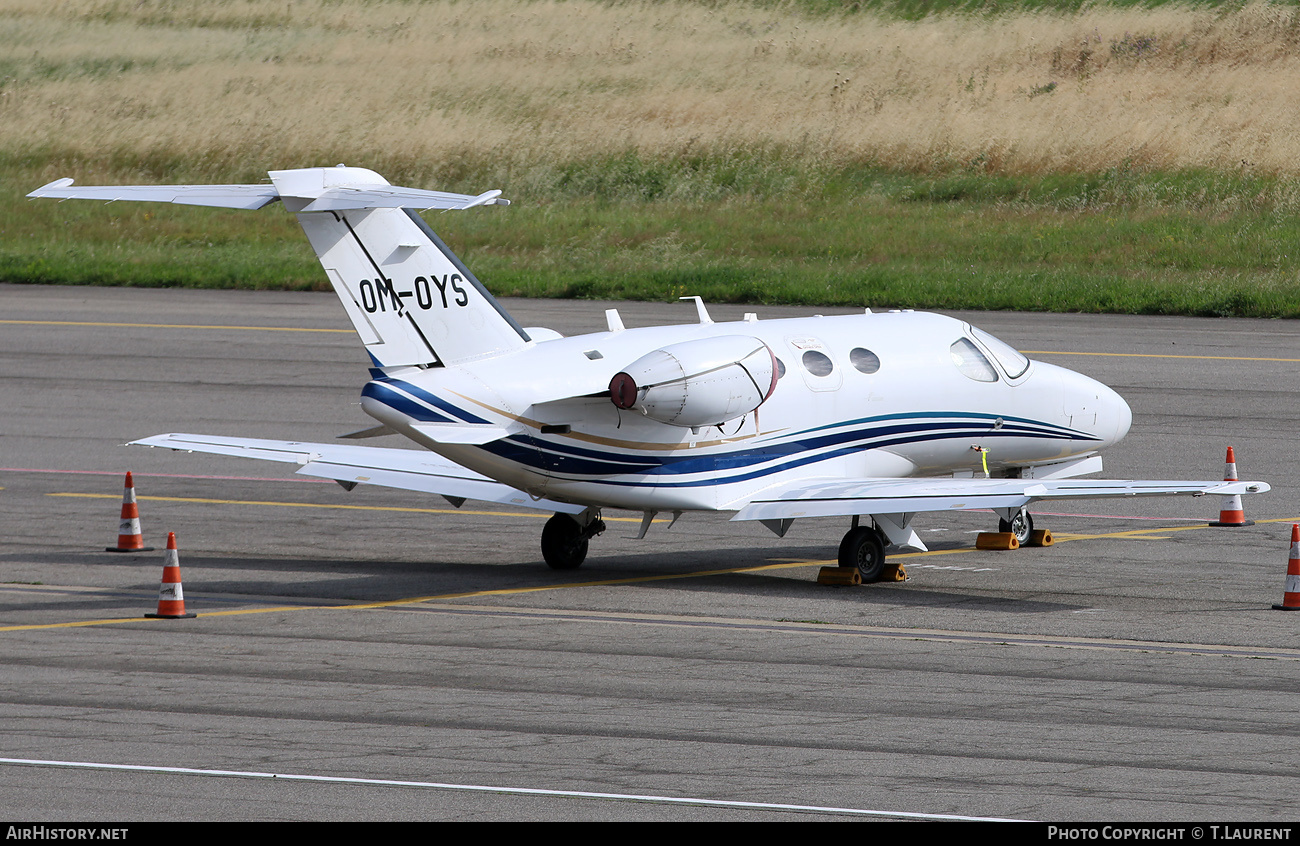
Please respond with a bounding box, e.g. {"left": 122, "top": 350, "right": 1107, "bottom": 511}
{"left": 6, "top": 0, "right": 1300, "bottom": 315}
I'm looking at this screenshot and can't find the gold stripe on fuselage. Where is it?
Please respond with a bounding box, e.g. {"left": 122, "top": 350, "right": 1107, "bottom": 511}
{"left": 449, "top": 390, "right": 788, "bottom": 452}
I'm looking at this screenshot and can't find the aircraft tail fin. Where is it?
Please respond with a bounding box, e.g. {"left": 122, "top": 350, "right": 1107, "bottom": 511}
{"left": 29, "top": 166, "right": 530, "bottom": 368}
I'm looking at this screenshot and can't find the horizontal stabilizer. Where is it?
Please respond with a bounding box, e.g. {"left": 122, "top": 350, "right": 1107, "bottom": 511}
{"left": 30, "top": 166, "right": 528, "bottom": 369}
{"left": 28, "top": 168, "right": 509, "bottom": 212}
{"left": 130, "top": 433, "right": 582, "bottom": 514}
{"left": 297, "top": 186, "right": 507, "bottom": 213}
{"left": 30, "top": 179, "right": 282, "bottom": 210}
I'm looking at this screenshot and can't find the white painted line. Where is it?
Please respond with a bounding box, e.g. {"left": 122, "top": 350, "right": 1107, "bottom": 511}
{"left": 0, "top": 757, "right": 1029, "bottom": 821}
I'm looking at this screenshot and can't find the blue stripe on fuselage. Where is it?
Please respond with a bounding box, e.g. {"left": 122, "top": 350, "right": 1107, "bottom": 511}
{"left": 359, "top": 385, "right": 1099, "bottom": 490}
{"left": 361, "top": 381, "right": 457, "bottom": 424}
{"left": 392, "top": 380, "right": 490, "bottom": 424}
{"left": 362, "top": 379, "right": 490, "bottom": 425}
{"left": 478, "top": 417, "right": 1096, "bottom": 488}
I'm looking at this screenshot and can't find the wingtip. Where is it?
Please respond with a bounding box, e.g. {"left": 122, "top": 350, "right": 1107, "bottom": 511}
{"left": 461, "top": 189, "right": 507, "bottom": 209}
{"left": 27, "top": 177, "right": 75, "bottom": 198}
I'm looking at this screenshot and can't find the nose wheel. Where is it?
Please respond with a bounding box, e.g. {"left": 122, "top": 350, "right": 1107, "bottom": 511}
{"left": 998, "top": 508, "right": 1034, "bottom": 546}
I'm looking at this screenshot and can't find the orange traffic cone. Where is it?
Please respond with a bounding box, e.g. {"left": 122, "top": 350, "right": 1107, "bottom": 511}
{"left": 145, "top": 533, "right": 196, "bottom": 619}
{"left": 107, "top": 472, "right": 155, "bottom": 552}
{"left": 1209, "top": 447, "right": 1254, "bottom": 527}
{"left": 1273, "top": 524, "right": 1300, "bottom": 611}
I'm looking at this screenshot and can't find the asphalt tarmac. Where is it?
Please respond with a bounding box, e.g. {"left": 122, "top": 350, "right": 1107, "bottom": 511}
{"left": 2, "top": 284, "right": 1297, "bottom": 822}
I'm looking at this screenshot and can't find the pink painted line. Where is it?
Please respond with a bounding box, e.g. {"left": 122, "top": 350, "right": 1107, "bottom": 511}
{"left": 0, "top": 468, "right": 330, "bottom": 483}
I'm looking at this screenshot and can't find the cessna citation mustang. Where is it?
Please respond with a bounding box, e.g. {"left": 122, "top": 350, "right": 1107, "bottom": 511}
{"left": 30, "top": 166, "right": 1269, "bottom": 581}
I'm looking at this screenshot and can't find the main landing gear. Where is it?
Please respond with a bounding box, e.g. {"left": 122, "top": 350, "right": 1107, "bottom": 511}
{"left": 831, "top": 516, "right": 917, "bottom": 584}
{"left": 830, "top": 508, "right": 1045, "bottom": 585}
{"left": 541, "top": 510, "right": 606, "bottom": 570}
{"left": 837, "top": 525, "right": 888, "bottom": 582}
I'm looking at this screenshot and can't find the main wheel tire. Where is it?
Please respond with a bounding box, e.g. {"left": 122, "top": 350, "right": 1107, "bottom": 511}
{"left": 837, "top": 526, "right": 887, "bottom": 583}
{"left": 998, "top": 509, "right": 1034, "bottom": 546}
{"left": 541, "top": 513, "right": 588, "bottom": 570}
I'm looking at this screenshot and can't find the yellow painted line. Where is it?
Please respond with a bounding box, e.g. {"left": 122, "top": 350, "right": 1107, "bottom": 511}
{"left": 1045, "top": 517, "right": 1297, "bottom": 543}
{"left": 8, "top": 319, "right": 1293, "bottom": 360}
{"left": 52, "top": 492, "right": 542, "bottom": 520}
{"left": 1, "top": 615, "right": 252, "bottom": 632}
{"left": 0, "top": 561, "right": 806, "bottom": 632}
{"left": 0, "top": 319, "right": 349, "bottom": 333}
{"left": 1024, "top": 349, "right": 1300, "bottom": 363}
{"left": 48, "top": 492, "right": 661, "bottom": 524}
{"left": 327, "top": 563, "right": 806, "bottom": 608}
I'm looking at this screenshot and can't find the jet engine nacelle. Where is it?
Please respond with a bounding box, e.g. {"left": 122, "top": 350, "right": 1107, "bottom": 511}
{"left": 608, "top": 335, "right": 778, "bottom": 428}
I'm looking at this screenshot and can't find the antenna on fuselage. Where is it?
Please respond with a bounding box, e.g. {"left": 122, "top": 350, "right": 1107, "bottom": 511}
{"left": 679, "top": 296, "right": 713, "bottom": 324}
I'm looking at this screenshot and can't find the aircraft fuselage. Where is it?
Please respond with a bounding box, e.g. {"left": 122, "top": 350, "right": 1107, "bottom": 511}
{"left": 359, "top": 310, "right": 1133, "bottom": 512}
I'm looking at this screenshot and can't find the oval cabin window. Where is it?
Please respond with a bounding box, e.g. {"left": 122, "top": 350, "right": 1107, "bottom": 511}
{"left": 850, "top": 347, "right": 881, "bottom": 374}
{"left": 801, "top": 350, "right": 834, "bottom": 377}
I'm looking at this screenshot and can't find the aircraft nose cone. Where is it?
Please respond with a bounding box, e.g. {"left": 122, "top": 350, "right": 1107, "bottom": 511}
{"left": 1102, "top": 383, "right": 1133, "bottom": 446}
{"left": 1072, "top": 373, "right": 1131, "bottom": 447}
{"left": 1037, "top": 362, "right": 1132, "bottom": 447}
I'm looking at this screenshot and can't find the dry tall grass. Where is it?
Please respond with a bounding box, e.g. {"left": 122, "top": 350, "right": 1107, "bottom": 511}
{"left": 4, "top": 0, "right": 1300, "bottom": 178}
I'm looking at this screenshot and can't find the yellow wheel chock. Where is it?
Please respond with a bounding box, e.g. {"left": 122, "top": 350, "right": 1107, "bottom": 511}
{"left": 1026, "top": 529, "right": 1054, "bottom": 547}
{"left": 975, "top": 531, "right": 1020, "bottom": 550}
{"left": 818, "top": 566, "right": 862, "bottom": 586}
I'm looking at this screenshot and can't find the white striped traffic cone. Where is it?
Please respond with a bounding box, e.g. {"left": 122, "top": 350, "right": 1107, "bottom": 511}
{"left": 106, "top": 472, "right": 155, "bottom": 552}
{"left": 1209, "top": 447, "right": 1254, "bottom": 527}
{"left": 1273, "top": 524, "right": 1300, "bottom": 611}
{"left": 146, "top": 532, "right": 195, "bottom": 619}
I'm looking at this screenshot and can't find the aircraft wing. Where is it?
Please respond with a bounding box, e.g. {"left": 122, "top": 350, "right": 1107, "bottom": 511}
{"left": 130, "top": 433, "right": 584, "bottom": 514}
{"left": 730, "top": 477, "right": 1270, "bottom": 523}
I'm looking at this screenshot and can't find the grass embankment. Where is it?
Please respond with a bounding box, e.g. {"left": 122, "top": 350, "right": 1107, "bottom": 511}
{"left": 6, "top": 0, "right": 1300, "bottom": 316}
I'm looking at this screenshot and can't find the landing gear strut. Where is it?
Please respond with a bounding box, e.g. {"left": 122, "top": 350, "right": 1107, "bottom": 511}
{"left": 998, "top": 508, "right": 1034, "bottom": 546}
{"left": 541, "top": 511, "right": 606, "bottom": 570}
{"left": 837, "top": 525, "right": 887, "bottom": 583}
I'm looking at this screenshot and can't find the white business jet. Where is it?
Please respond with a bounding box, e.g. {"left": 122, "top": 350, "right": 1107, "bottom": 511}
{"left": 29, "top": 166, "right": 1269, "bottom": 580}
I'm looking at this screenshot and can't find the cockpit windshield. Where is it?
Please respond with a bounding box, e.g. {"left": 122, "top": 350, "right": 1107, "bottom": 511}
{"left": 970, "top": 327, "right": 1030, "bottom": 379}
{"left": 950, "top": 338, "right": 999, "bottom": 382}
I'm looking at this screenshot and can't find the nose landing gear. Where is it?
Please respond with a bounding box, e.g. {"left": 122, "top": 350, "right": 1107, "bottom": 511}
{"left": 988, "top": 507, "right": 1053, "bottom": 548}
{"left": 998, "top": 508, "right": 1034, "bottom": 546}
